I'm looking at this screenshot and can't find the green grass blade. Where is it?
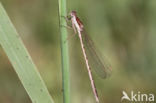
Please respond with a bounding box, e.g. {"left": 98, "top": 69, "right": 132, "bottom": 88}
{"left": 0, "top": 3, "right": 54, "bottom": 103}
{"left": 58, "top": 0, "right": 70, "bottom": 103}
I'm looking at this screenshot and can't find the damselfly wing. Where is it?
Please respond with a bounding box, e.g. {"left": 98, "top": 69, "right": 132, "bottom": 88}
{"left": 81, "top": 30, "right": 112, "bottom": 79}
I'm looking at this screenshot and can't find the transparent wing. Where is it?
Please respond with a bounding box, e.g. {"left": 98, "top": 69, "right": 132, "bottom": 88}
{"left": 81, "top": 30, "right": 112, "bottom": 79}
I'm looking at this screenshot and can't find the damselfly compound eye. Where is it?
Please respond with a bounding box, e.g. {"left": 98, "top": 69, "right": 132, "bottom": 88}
{"left": 70, "top": 11, "right": 77, "bottom": 16}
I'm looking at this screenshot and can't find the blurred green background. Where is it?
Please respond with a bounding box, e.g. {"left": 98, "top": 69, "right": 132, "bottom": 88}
{"left": 0, "top": 0, "right": 156, "bottom": 103}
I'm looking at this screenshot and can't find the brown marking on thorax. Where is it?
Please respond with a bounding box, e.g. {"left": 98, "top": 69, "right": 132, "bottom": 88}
{"left": 76, "top": 17, "right": 84, "bottom": 31}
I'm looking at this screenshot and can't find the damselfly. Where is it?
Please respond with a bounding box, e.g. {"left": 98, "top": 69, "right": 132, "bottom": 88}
{"left": 66, "top": 11, "right": 112, "bottom": 103}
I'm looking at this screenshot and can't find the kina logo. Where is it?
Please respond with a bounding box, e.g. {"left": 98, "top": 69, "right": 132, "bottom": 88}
{"left": 121, "top": 91, "right": 154, "bottom": 102}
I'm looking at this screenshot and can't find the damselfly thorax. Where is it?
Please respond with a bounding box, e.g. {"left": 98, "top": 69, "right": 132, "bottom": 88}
{"left": 70, "top": 11, "right": 84, "bottom": 33}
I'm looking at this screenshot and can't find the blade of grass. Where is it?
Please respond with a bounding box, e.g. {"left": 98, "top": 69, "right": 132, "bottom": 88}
{"left": 58, "top": 0, "right": 70, "bottom": 103}
{"left": 0, "top": 3, "right": 54, "bottom": 103}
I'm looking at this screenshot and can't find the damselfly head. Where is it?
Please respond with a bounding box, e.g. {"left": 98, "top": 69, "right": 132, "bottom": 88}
{"left": 70, "top": 11, "right": 77, "bottom": 17}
